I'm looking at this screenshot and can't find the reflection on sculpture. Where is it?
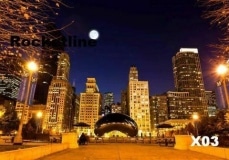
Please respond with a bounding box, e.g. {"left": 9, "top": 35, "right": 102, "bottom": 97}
{"left": 94, "top": 113, "right": 138, "bottom": 137}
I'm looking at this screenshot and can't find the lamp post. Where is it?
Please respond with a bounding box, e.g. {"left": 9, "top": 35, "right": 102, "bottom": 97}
{"left": 217, "top": 64, "right": 229, "bottom": 108}
{"left": 192, "top": 113, "right": 199, "bottom": 136}
{"left": 13, "top": 61, "right": 38, "bottom": 145}
{"left": 36, "top": 111, "right": 43, "bottom": 133}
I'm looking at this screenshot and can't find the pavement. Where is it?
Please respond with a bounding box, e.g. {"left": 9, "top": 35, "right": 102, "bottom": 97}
{"left": 37, "top": 143, "right": 226, "bottom": 160}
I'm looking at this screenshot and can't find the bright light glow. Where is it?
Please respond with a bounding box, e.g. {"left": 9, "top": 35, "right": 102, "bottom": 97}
{"left": 217, "top": 64, "right": 228, "bottom": 75}
{"left": 89, "top": 30, "right": 99, "bottom": 40}
{"left": 180, "top": 48, "right": 198, "bottom": 53}
{"left": 27, "top": 61, "right": 38, "bottom": 72}
{"left": 36, "top": 111, "right": 42, "bottom": 118}
{"left": 0, "top": 110, "right": 4, "bottom": 118}
{"left": 192, "top": 114, "right": 199, "bottom": 120}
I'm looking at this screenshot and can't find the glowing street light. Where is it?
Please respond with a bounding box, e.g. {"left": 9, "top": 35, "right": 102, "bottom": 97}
{"left": 36, "top": 111, "right": 43, "bottom": 133}
{"left": 217, "top": 64, "right": 228, "bottom": 75}
{"left": 192, "top": 113, "right": 199, "bottom": 136}
{"left": 192, "top": 114, "right": 199, "bottom": 121}
{"left": 27, "top": 61, "right": 38, "bottom": 72}
{"left": 216, "top": 64, "right": 229, "bottom": 108}
{"left": 13, "top": 61, "right": 38, "bottom": 145}
{"left": 36, "top": 111, "right": 43, "bottom": 118}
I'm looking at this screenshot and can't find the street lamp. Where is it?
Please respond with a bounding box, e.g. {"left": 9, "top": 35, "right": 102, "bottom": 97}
{"left": 192, "top": 113, "right": 199, "bottom": 136}
{"left": 217, "top": 64, "right": 229, "bottom": 108}
{"left": 36, "top": 111, "right": 43, "bottom": 133}
{"left": 13, "top": 61, "right": 38, "bottom": 145}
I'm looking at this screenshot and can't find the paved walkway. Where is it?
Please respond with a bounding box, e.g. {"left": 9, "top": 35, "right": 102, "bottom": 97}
{"left": 37, "top": 143, "right": 226, "bottom": 160}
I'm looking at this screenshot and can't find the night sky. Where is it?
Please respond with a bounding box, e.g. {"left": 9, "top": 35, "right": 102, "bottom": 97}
{"left": 55, "top": 0, "right": 222, "bottom": 102}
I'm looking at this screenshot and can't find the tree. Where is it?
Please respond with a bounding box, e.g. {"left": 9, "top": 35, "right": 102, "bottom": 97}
{"left": 0, "top": 1, "right": 70, "bottom": 78}
{"left": 0, "top": 109, "right": 19, "bottom": 134}
{"left": 185, "top": 122, "right": 196, "bottom": 136}
{"left": 22, "top": 117, "right": 37, "bottom": 139}
{"left": 198, "top": 0, "right": 229, "bottom": 55}
{"left": 196, "top": 110, "right": 229, "bottom": 136}
{"left": 197, "top": 116, "right": 216, "bottom": 137}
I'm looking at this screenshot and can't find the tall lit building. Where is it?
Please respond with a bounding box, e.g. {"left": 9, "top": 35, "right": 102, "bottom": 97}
{"left": 205, "top": 91, "right": 217, "bottom": 117}
{"left": 111, "top": 102, "right": 122, "bottom": 113}
{"left": 129, "top": 66, "right": 138, "bottom": 81}
{"left": 149, "top": 94, "right": 168, "bottom": 129}
{"left": 103, "top": 92, "right": 114, "bottom": 115}
{"left": 0, "top": 51, "right": 23, "bottom": 99}
{"left": 172, "top": 48, "right": 207, "bottom": 116}
{"left": 128, "top": 66, "right": 151, "bottom": 136}
{"left": 34, "top": 23, "right": 64, "bottom": 104}
{"left": 79, "top": 78, "right": 102, "bottom": 135}
{"left": 167, "top": 91, "right": 193, "bottom": 119}
{"left": 74, "top": 94, "right": 80, "bottom": 124}
{"left": 0, "top": 74, "right": 21, "bottom": 99}
{"left": 121, "top": 90, "right": 128, "bottom": 115}
{"left": 103, "top": 92, "right": 114, "bottom": 107}
{"left": 70, "top": 86, "right": 79, "bottom": 130}
{"left": 43, "top": 52, "right": 73, "bottom": 133}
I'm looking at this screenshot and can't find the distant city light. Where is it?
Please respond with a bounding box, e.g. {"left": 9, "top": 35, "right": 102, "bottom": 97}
{"left": 89, "top": 30, "right": 99, "bottom": 40}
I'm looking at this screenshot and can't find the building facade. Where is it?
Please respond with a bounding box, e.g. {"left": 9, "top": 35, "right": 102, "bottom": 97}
{"left": 111, "top": 102, "right": 122, "bottom": 114}
{"left": 103, "top": 92, "right": 114, "bottom": 115}
{"left": 149, "top": 95, "right": 168, "bottom": 129}
{"left": 172, "top": 48, "right": 207, "bottom": 116}
{"left": 0, "top": 51, "right": 23, "bottom": 100}
{"left": 73, "top": 94, "right": 80, "bottom": 124}
{"left": 128, "top": 66, "right": 151, "bottom": 136}
{"left": 78, "top": 78, "right": 102, "bottom": 135}
{"left": 167, "top": 91, "right": 193, "bottom": 119}
{"left": 205, "top": 90, "right": 217, "bottom": 117}
{"left": 34, "top": 23, "right": 65, "bottom": 105}
{"left": 103, "top": 92, "right": 114, "bottom": 107}
{"left": 121, "top": 90, "right": 128, "bottom": 115}
{"left": 43, "top": 52, "right": 73, "bottom": 133}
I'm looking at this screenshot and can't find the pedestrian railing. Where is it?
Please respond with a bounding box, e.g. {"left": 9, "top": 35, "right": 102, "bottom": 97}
{"left": 88, "top": 137, "right": 160, "bottom": 144}
{"left": 87, "top": 136, "right": 175, "bottom": 147}
{"left": 156, "top": 137, "right": 175, "bottom": 146}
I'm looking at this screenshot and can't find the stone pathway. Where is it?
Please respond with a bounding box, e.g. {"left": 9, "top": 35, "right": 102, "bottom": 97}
{"left": 37, "top": 143, "right": 226, "bottom": 160}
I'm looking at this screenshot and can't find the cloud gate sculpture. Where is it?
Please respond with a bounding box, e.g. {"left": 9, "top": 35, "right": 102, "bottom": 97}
{"left": 94, "top": 113, "right": 138, "bottom": 137}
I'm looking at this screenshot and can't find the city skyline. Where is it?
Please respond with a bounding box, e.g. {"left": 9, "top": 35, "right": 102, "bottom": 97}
{"left": 54, "top": 0, "right": 221, "bottom": 102}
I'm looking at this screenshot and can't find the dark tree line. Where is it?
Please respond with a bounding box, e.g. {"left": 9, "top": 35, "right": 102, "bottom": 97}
{"left": 0, "top": 107, "right": 38, "bottom": 139}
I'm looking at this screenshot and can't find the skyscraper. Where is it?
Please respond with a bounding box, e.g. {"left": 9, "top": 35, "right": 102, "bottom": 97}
{"left": 129, "top": 66, "right": 138, "bottom": 81}
{"left": 167, "top": 91, "right": 193, "bottom": 119}
{"left": 205, "top": 90, "right": 217, "bottom": 117}
{"left": 103, "top": 92, "right": 114, "bottom": 107}
{"left": 33, "top": 23, "right": 64, "bottom": 105}
{"left": 128, "top": 66, "right": 151, "bottom": 136}
{"left": 103, "top": 92, "right": 114, "bottom": 115}
{"left": 172, "top": 48, "right": 207, "bottom": 116}
{"left": 43, "top": 52, "right": 73, "bottom": 133}
{"left": 121, "top": 90, "right": 128, "bottom": 115}
{"left": 79, "top": 78, "right": 102, "bottom": 135}
{"left": 149, "top": 94, "right": 168, "bottom": 129}
{"left": 0, "top": 51, "right": 23, "bottom": 100}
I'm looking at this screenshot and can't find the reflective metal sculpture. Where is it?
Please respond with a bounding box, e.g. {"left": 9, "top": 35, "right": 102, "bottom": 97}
{"left": 94, "top": 113, "right": 138, "bottom": 137}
